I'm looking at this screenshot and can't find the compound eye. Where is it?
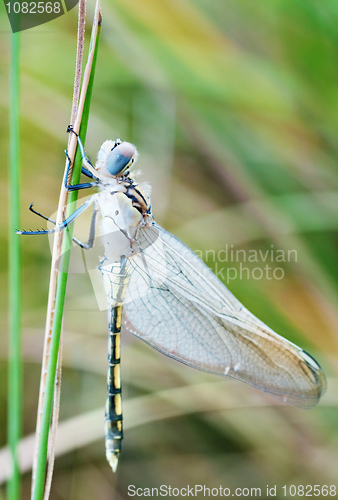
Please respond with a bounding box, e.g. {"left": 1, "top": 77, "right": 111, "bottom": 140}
{"left": 106, "top": 142, "right": 137, "bottom": 176}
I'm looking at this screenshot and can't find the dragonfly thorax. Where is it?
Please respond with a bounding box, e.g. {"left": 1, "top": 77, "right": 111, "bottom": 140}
{"left": 98, "top": 190, "right": 143, "bottom": 263}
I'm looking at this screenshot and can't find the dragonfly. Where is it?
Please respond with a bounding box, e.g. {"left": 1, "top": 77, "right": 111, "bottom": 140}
{"left": 18, "top": 127, "right": 326, "bottom": 472}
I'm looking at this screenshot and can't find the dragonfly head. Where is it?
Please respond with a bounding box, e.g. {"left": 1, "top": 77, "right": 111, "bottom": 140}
{"left": 105, "top": 141, "right": 138, "bottom": 177}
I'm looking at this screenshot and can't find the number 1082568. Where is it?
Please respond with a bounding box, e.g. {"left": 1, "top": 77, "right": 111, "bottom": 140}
{"left": 5, "top": 1, "right": 62, "bottom": 14}
{"left": 282, "top": 484, "right": 336, "bottom": 496}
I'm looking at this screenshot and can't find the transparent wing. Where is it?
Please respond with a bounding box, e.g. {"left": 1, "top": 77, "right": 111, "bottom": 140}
{"left": 122, "top": 223, "right": 326, "bottom": 409}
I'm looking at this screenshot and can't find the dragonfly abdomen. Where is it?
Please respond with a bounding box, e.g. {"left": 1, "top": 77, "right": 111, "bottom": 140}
{"left": 105, "top": 304, "right": 123, "bottom": 472}
{"left": 100, "top": 259, "right": 131, "bottom": 471}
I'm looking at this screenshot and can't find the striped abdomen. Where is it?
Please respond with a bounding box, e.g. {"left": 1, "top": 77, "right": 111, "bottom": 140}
{"left": 100, "top": 259, "right": 130, "bottom": 472}
{"left": 105, "top": 304, "right": 123, "bottom": 472}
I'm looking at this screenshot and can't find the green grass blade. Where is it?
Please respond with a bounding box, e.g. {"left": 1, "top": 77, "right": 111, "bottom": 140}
{"left": 31, "top": 14, "right": 101, "bottom": 500}
{"left": 7, "top": 32, "right": 22, "bottom": 500}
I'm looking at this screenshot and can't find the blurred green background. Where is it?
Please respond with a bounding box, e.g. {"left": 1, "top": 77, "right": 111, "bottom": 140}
{"left": 1, "top": 0, "right": 338, "bottom": 498}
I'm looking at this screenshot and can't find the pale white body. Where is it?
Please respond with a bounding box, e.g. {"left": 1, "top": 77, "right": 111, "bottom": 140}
{"left": 97, "top": 189, "right": 143, "bottom": 264}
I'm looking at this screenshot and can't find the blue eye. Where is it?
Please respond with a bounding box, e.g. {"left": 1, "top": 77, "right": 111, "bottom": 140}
{"left": 106, "top": 142, "right": 137, "bottom": 176}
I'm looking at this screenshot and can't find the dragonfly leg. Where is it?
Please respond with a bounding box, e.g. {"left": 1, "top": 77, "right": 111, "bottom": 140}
{"left": 81, "top": 166, "right": 97, "bottom": 180}
{"left": 74, "top": 206, "right": 98, "bottom": 249}
{"left": 17, "top": 195, "right": 98, "bottom": 236}
{"left": 105, "top": 304, "right": 123, "bottom": 472}
{"left": 28, "top": 202, "right": 98, "bottom": 249}
{"left": 67, "top": 125, "right": 101, "bottom": 182}
{"left": 64, "top": 149, "right": 99, "bottom": 192}
{"left": 29, "top": 203, "right": 56, "bottom": 224}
